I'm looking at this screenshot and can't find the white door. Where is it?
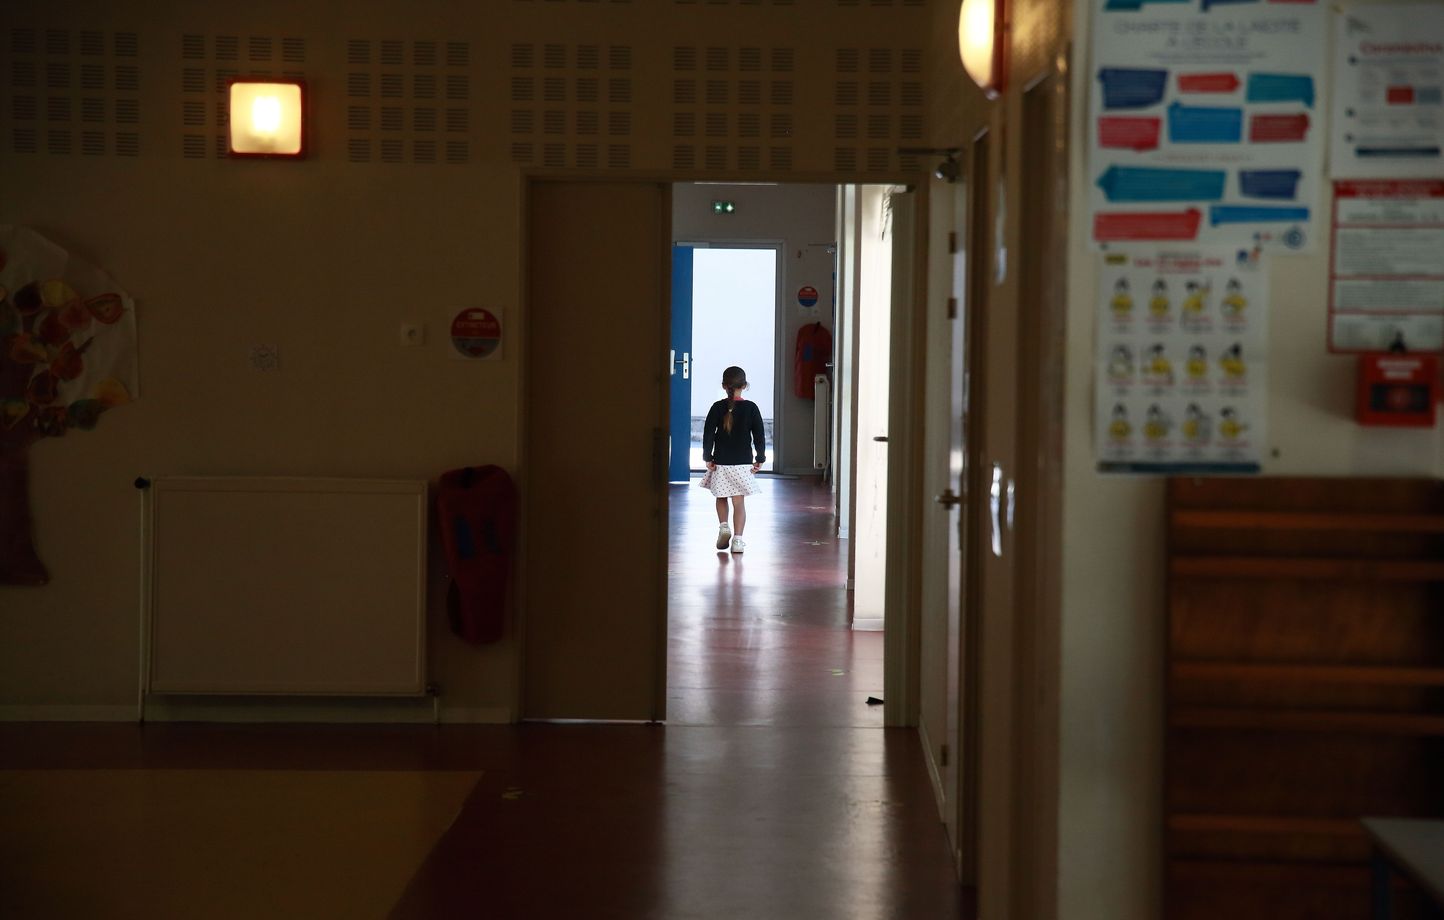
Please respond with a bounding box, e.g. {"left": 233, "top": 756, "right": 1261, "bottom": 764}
{"left": 851, "top": 185, "right": 893, "bottom": 625}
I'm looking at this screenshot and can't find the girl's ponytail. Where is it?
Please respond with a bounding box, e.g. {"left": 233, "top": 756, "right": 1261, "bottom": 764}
{"left": 721, "top": 366, "right": 748, "bottom": 434}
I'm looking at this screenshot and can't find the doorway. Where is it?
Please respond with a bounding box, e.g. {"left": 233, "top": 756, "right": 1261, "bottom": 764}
{"left": 664, "top": 181, "right": 908, "bottom": 729}
{"left": 521, "top": 178, "right": 919, "bottom": 730}
{"left": 669, "top": 245, "right": 779, "bottom": 480}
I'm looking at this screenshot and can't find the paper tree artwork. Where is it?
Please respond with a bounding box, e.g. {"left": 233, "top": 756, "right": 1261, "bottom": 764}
{"left": 0, "top": 226, "right": 139, "bottom": 586}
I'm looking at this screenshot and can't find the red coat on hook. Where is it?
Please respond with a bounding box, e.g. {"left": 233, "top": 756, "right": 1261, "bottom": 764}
{"left": 793, "top": 322, "right": 832, "bottom": 399}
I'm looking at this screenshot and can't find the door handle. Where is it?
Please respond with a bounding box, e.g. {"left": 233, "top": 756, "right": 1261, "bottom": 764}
{"left": 989, "top": 463, "right": 1004, "bottom": 558}
{"left": 673, "top": 351, "right": 690, "bottom": 379}
{"left": 873, "top": 435, "right": 889, "bottom": 442}
{"left": 935, "top": 488, "right": 961, "bottom": 508}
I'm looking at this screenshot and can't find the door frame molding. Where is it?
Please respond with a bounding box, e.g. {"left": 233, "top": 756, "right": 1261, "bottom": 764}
{"left": 882, "top": 185, "right": 929, "bottom": 730}
{"left": 668, "top": 239, "right": 787, "bottom": 475}
{"left": 517, "top": 173, "right": 926, "bottom": 730}
{"left": 959, "top": 123, "right": 993, "bottom": 886}
{"left": 1007, "top": 55, "right": 1068, "bottom": 920}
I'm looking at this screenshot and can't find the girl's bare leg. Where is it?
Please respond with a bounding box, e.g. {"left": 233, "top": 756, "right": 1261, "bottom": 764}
{"left": 715, "top": 497, "right": 729, "bottom": 523}
{"left": 731, "top": 496, "right": 746, "bottom": 535}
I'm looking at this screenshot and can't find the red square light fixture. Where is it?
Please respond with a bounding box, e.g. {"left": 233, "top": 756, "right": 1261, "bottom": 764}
{"left": 958, "top": 0, "right": 1008, "bottom": 98}
{"left": 227, "top": 78, "right": 306, "bottom": 158}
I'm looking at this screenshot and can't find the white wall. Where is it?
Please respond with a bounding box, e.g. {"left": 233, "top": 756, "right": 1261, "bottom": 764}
{"left": 673, "top": 183, "right": 837, "bottom": 475}
{"left": 1059, "top": 1, "right": 1444, "bottom": 917}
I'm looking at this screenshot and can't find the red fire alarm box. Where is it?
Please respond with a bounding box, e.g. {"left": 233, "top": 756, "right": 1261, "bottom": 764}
{"left": 1357, "top": 354, "right": 1439, "bottom": 427}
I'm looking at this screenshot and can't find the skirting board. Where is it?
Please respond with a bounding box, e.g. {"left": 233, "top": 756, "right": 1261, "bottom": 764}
{"left": 1, "top": 702, "right": 512, "bottom": 724}
{"left": 917, "top": 719, "right": 947, "bottom": 821}
{"left": 0, "top": 705, "right": 137, "bottom": 722}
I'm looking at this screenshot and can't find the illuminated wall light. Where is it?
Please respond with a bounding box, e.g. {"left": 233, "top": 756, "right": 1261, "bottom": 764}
{"left": 958, "top": 0, "right": 1007, "bottom": 98}
{"left": 228, "top": 79, "right": 306, "bottom": 158}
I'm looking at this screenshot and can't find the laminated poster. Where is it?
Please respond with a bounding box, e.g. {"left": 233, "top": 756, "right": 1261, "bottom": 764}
{"left": 1331, "top": 3, "right": 1444, "bottom": 180}
{"left": 1096, "top": 246, "right": 1267, "bottom": 474}
{"left": 1329, "top": 179, "right": 1444, "bottom": 352}
{"left": 1088, "top": 0, "right": 1326, "bottom": 251}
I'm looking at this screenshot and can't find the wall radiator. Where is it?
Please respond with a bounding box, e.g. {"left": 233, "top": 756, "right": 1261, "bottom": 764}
{"left": 142, "top": 477, "right": 428, "bottom": 697}
{"left": 813, "top": 374, "right": 831, "bottom": 471}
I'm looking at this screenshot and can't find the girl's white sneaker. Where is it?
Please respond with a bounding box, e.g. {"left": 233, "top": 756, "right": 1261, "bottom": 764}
{"left": 716, "top": 524, "right": 732, "bottom": 551}
{"left": 730, "top": 537, "right": 747, "bottom": 554}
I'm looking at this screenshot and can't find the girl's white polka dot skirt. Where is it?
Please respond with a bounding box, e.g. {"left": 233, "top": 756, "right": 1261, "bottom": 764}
{"left": 699, "top": 464, "right": 761, "bottom": 498}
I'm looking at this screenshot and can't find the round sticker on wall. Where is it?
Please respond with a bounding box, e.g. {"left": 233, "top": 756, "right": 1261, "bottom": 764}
{"left": 450, "top": 308, "right": 502, "bottom": 359}
{"left": 797, "top": 285, "right": 819, "bottom": 308}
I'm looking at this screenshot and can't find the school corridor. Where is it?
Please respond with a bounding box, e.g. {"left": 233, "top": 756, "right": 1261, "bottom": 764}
{"left": 0, "top": 479, "right": 968, "bottom": 919}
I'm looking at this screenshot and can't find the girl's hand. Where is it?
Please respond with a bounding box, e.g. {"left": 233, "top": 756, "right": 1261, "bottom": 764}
{"left": 751, "top": 463, "right": 761, "bottom": 473}
{"left": 707, "top": 462, "right": 716, "bottom": 471}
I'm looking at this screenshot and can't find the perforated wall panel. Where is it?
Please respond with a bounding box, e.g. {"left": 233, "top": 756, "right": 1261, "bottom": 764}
{"left": 833, "top": 46, "right": 925, "bottom": 174}
{"left": 344, "top": 38, "right": 473, "bottom": 166}
{"left": 181, "top": 32, "right": 305, "bottom": 159}
{"left": 669, "top": 44, "right": 796, "bottom": 174}
{"left": 8, "top": 1, "right": 937, "bottom": 177}
{"left": 4, "top": 26, "right": 140, "bottom": 158}
{"left": 507, "top": 41, "right": 633, "bottom": 170}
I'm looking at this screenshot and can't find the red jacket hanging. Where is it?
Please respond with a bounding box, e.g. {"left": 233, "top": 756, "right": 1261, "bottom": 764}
{"left": 793, "top": 322, "right": 832, "bottom": 399}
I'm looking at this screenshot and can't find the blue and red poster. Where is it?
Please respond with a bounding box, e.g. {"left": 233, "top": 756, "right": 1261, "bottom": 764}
{"left": 1088, "top": 0, "right": 1326, "bottom": 251}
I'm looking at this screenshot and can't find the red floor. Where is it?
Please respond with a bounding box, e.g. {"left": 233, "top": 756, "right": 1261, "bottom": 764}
{"left": 0, "top": 478, "right": 970, "bottom": 919}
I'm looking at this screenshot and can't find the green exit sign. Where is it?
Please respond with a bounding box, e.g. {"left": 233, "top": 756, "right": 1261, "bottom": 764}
{"left": 711, "top": 200, "right": 736, "bottom": 214}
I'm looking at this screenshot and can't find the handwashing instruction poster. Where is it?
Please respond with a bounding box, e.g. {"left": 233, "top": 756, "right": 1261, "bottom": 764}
{"left": 1331, "top": 3, "right": 1444, "bottom": 179}
{"left": 1096, "top": 247, "right": 1268, "bottom": 474}
{"left": 1088, "top": 0, "right": 1326, "bottom": 251}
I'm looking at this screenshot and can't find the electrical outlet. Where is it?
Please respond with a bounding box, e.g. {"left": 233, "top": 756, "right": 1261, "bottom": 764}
{"left": 400, "top": 322, "right": 426, "bottom": 346}
{"left": 248, "top": 344, "right": 280, "bottom": 371}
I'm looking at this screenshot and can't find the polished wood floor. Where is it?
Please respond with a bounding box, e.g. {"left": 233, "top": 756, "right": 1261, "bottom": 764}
{"left": 0, "top": 478, "right": 970, "bottom": 919}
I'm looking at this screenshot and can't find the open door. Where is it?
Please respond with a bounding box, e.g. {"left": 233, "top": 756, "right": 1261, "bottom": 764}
{"left": 920, "top": 171, "right": 972, "bottom": 875}
{"left": 669, "top": 245, "right": 694, "bottom": 483}
{"left": 523, "top": 181, "right": 670, "bottom": 721}
{"left": 959, "top": 129, "right": 992, "bottom": 889}
{"left": 853, "top": 186, "right": 894, "bottom": 628}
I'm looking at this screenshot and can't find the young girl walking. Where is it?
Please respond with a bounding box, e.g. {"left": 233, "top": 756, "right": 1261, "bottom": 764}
{"left": 699, "top": 366, "right": 766, "bottom": 553}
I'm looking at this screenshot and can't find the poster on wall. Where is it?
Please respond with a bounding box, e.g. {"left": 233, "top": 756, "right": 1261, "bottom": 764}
{"left": 1329, "top": 179, "right": 1444, "bottom": 352}
{"left": 1331, "top": 4, "right": 1444, "bottom": 179}
{"left": 1096, "top": 246, "right": 1268, "bottom": 474}
{"left": 0, "top": 225, "right": 140, "bottom": 585}
{"left": 1088, "top": 0, "right": 1327, "bottom": 252}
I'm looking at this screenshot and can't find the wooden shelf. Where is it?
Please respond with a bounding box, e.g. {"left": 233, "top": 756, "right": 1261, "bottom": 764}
{"left": 1171, "top": 707, "right": 1444, "bottom": 736}
{"left": 1170, "top": 556, "right": 1444, "bottom": 581}
{"left": 1165, "top": 478, "right": 1444, "bottom": 918}
{"left": 1172, "top": 662, "right": 1444, "bottom": 687}
{"left": 1172, "top": 510, "right": 1444, "bottom": 533}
